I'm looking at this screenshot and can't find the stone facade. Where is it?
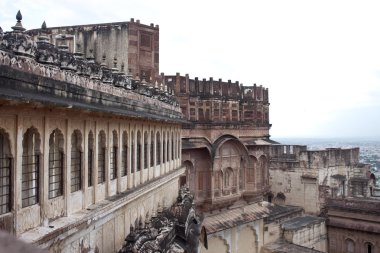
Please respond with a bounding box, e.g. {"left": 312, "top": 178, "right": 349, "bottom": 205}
{"left": 326, "top": 198, "right": 380, "bottom": 253}
{"left": 269, "top": 145, "right": 367, "bottom": 215}
{"left": 0, "top": 12, "right": 184, "bottom": 252}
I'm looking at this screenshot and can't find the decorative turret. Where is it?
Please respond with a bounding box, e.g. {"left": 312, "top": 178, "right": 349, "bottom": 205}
{"left": 12, "top": 10, "right": 26, "bottom": 32}
{"left": 0, "top": 10, "right": 36, "bottom": 57}
{"left": 36, "top": 21, "right": 59, "bottom": 65}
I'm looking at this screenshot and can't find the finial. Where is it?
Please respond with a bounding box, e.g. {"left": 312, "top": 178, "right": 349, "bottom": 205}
{"left": 41, "top": 21, "right": 47, "bottom": 30}
{"left": 101, "top": 54, "right": 107, "bottom": 67}
{"left": 16, "top": 10, "right": 22, "bottom": 22}
{"left": 121, "top": 62, "right": 125, "bottom": 72}
{"left": 113, "top": 56, "right": 117, "bottom": 68}
{"left": 12, "top": 10, "right": 26, "bottom": 32}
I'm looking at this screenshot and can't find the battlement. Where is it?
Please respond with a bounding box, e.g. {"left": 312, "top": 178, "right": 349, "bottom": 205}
{"left": 160, "top": 73, "right": 270, "bottom": 127}
{"left": 271, "top": 145, "right": 360, "bottom": 168}
{"left": 162, "top": 72, "right": 269, "bottom": 102}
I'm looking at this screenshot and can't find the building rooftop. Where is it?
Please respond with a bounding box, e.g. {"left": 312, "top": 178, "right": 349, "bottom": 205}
{"left": 262, "top": 239, "right": 324, "bottom": 253}
{"left": 281, "top": 215, "right": 325, "bottom": 231}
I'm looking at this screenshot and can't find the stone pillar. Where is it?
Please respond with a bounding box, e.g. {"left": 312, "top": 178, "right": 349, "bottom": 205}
{"left": 14, "top": 114, "right": 22, "bottom": 235}
{"left": 42, "top": 116, "right": 49, "bottom": 224}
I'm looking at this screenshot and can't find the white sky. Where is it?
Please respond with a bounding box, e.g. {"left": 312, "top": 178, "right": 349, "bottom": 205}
{"left": 1, "top": 0, "right": 380, "bottom": 139}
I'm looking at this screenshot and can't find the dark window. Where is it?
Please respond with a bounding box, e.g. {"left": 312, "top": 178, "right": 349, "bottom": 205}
{"left": 131, "top": 134, "right": 135, "bottom": 173}
{"left": 98, "top": 131, "right": 106, "bottom": 184}
{"left": 71, "top": 131, "right": 82, "bottom": 192}
{"left": 163, "top": 136, "right": 166, "bottom": 163}
{"left": 150, "top": 132, "right": 154, "bottom": 167}
{"left": 110, "top": 146, "right": 117, "bottom": 180}
{"left": 88, "top": 149, "right": 93, "bottom": 186}
{"left": 122, "top": 145, "right": 128, "bottom": 176}
{"left": 48, "top": 130, "right": 64, "bottom": 199}
{"left": 140, "top": 33, "right": 152, "bottom": 48}
{"left": 88, "top": 131, "right": 94, "bottom": 187}
{"left": 0, "top": 132, "right": 11, "bottom": 214}
{"left": 22, "top": 128, "right": 40, "bottom": 207}
{"left": 144, "top": 142, "right": 148, "bottom": 169}
{"left": 137, "top": 142, "right": 141, "bottom": 171}
{"left": 156, "top": 133, "right": 161, "bottom": 165}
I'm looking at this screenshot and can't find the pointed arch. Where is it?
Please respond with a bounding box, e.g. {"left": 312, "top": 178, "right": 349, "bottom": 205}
{"left": 48, "top": 128, "right": 64, "bottom": 199}
{"left": 22, "top": 127, "right": 41, "bottom": 207}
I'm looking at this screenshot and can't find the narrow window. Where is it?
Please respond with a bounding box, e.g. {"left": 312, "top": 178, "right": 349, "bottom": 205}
{"left": 156, "top": 132, "right": 161, "bottom": 165}
{"left": 0, "top": 130, "right": 11, "bottom": 214}
{"left": 144, "top": 132, "right": 148, "bottom": 169}
{"left": 121, "top": 131, "right": 128, "bottom": 176}
{"left": 48, "top": 129, "right": 64, "bottom": 199}
{"left": 98, "top": 131, "right": 106, "bottom": 184}
{"left": 110, "top": 131, "right": 118, "bottom": 180}
{"left": 137, "top": 131, "right": 141, "bottom": 171}
{"left": 71, "top": 130, "right": 82, "bottom": 192}
{"left": 22, "top": 128, "right": 40, "bottom": 207}
{"left": 88, "top": 131, "right": 94, "bottom": 187}
{"left": 150, "top": 131, "right": 154, "bottom": 167}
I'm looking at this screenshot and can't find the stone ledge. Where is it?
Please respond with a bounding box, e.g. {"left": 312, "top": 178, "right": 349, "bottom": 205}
{"left": 19, "top": 166, "right": 185, "bottom": 246}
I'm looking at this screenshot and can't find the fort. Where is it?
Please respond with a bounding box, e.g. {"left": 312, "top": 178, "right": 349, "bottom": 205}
{"left": 0, "top": 10, "right": 379, "bottom": 253}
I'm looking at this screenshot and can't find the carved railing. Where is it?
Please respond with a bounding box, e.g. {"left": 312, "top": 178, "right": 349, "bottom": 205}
{"left": 0, "top": 11, "right": 180, "bottom": 111}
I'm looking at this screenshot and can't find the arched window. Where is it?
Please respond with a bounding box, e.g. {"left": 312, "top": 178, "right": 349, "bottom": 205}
{"left": 144, "top": 132, "right": 148, "bottom": 169}
{"left": 98, "top": 131, "right": 106, "bottom": 184}
{"left": 48, "top": 129, "right": 64, "bottom": 199}
{"left": 346, "top": 239, "right": 355, "bottom": 253}
{"left": 156, "top": 132, "right": 161, "bottom": 165}
{"left": 71, "top": 130, "right": 82, "bottom": 192}
{"left": 0, "top": 129, "right": 11, "bottom": 214}
{"left": 137, "top": 131, "right": 141, "bottom": 171}
{"left": 110, "top": 130, "right": 118, "bottom": 180}
{"left": 365, "top": 242, "right": 374, "bottom": 253}
{"left": 22, "top": 127, "right": 40, "bottom": 207}
{"left": 150, "top": 131, "right": 154, "bottom": 167}
{"left": 121, "top": 131, "right": 128, "bottom": 176}
{"left": 88, "top": 131, "right": 94, "bottom": 187}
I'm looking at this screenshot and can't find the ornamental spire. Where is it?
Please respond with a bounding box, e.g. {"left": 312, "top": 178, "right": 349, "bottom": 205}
{"left": 12, "top": 10, "right": 25, "bottom": 32}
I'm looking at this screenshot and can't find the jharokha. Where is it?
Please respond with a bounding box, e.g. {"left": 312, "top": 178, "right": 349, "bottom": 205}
{"left": 0, "top": 10, "right": 378, "bottom": 253}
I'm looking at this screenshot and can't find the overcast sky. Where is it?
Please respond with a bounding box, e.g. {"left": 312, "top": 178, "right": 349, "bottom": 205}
{"left": 1, "top": 0, "right": 379, "bottom": 139}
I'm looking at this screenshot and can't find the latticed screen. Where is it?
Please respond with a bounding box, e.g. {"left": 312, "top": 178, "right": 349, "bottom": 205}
{"left": 0, "top": 157, "right": 11, "bottom": 214}
{"left": 48, "top": 151, "right": 63, "bottom": 199}
{"left": 110, "top": 146, "right": 117, "bottom": 180}
{"left": 22, "top": 155, "right": 39, "bottom": 207}
{"left": 98, "top": 148, "right": 106, "bottom": 183}
{"left": 71, "top": 150, "right": 82, "bottom": 192}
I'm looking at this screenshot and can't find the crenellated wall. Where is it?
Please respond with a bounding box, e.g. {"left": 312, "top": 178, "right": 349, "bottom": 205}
{"left": 269, "top": 145, "right": 369, "bottom": 215}
{"left": 163, "top": 73, "right": 270, "bottom": 134}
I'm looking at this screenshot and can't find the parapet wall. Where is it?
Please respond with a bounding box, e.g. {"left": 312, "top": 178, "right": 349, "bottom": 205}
{"left": 0, "top": 13, "right": 182, "bottom": 122}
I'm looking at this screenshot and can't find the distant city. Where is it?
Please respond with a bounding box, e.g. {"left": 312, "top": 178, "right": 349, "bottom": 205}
{"left": 277, "top": 137, "right": 380, "bottom": 185}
